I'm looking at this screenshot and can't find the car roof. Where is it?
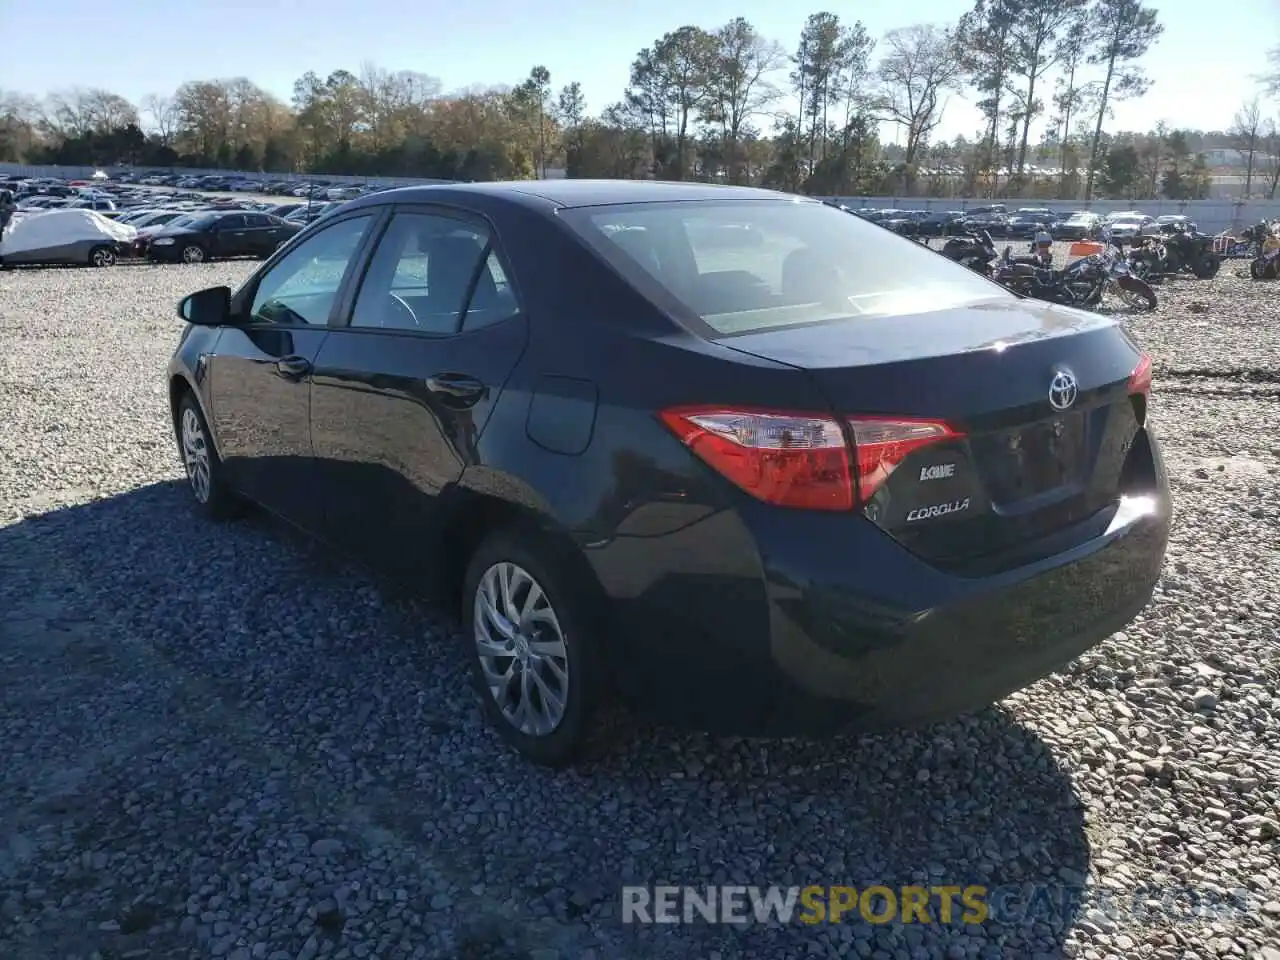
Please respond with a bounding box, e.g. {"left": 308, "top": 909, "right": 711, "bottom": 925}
{"left": 342, "top": 179, "right": 799, "bottom": 212}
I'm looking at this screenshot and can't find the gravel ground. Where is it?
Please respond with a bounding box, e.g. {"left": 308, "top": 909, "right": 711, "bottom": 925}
{"left": 1, "top": 258, "right": 1278, "bottom": 960}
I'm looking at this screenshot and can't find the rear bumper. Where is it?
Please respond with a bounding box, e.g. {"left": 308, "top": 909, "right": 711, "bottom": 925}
{"left": 602, "top": 435, "right": 1170, "bottom": 737}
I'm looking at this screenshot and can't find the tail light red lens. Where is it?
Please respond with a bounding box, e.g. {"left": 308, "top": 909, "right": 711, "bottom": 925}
{"left": 659, "top": 407, "right": 853, "bottom": 511}
{"left": 659, "top": 406, "right": 963, "bottom": 511}
{"left": 848, "top": 417, "right": 964, "bottom": 503}
{"left": 1128, "top": 353, "right": 1153, "bottom": 398}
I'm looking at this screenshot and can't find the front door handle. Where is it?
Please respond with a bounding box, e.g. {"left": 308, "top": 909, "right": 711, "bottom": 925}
{"left": 426, "top": 373, "right": 486, "bottom": 405}
{"left": 275, "top": 356, "right": 311, "bottom": 379}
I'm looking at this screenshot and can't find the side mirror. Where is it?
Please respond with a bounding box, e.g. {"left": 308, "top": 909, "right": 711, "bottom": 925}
{"left": 178, "top": 285, "right": 232, "bottom": 326}
{"left": 1002, "top": 245, "right": 1012, "bottom": 261}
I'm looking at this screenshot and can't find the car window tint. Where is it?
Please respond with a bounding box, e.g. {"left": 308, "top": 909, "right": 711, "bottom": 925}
{"left": 349, "top": 212, "right": 490, "bottom": 334}
{"left": 249, "top": 215, "right": 373, "bottom": 326}
{"left": 564, "top": 200, "right": 1012, "bottom": 338}
{"left": 460, "top": 250, "right": 520, "bottom": 332}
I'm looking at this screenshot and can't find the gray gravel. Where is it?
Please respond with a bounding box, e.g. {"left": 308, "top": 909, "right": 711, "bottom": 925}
{"left": 1, "top": 259, "right": 1278, "bottom": 960}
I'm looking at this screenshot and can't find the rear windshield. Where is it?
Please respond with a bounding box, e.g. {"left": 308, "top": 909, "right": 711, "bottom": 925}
{"left": 561, "top": 199, "right": 1011, "bottom": 338}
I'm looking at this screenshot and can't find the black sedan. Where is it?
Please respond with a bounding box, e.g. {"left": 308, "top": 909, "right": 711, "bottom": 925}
{"left": 148, "top": 210, "right": 303, "bottom": 264}
{"left": 167, "top": 180, "right": 1171, "bottom": 766}
{"left": 914, "top": 210, "right": 967, "bottom": 238}
{"left": 1004, "top": 208, "right": 1058, "bottom": 239}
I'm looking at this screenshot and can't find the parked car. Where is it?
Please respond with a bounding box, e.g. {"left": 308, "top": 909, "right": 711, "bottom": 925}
{"left": 1004, "top": 208, "right": 1057, "bottom": 239}
{"left": 1056, "top": 212, "right": 1104, "bottom": 241}
{"left": 148, "top": 210, "right": 302, "bottom": 263}
{"left": 283, "top": 202, "right": 335, "bottom": 225}
{"left": 0, "top": 208, "right": 135, "bottom": 267}
{"left": 166, "top": 180, "right": 1170, "bottom": 766}
{"left": 1108, "top": 214, "right": 1159, "bottom": 243}
{"left": 962, "top": 206, "right": 1010, "bottom": 237}
{"left": 915, "top": 210, "right": 967, "bottom": 238}
{"left": 1156, "top": 214, "right": 1198, "bottom": 234}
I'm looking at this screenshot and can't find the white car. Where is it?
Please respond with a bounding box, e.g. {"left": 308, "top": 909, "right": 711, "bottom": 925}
{"left": 0, "top": 209, "right": 136, "bottom": 267}
{"left": 1107, "top": 215, "right": 1158, "bottom": 241}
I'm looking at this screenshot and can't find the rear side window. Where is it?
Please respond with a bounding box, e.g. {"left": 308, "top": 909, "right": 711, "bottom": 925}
{"left": 349, "top": 212, "right": 518, "bottom": 335}
{"left": 562, "top": 200, "right": 1011, "bottom": 338}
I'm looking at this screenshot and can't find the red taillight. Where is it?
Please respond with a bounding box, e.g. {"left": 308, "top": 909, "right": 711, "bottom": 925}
{"left": 1128, "top": 353, "right": 1153, "bottom": 397}
{"left": 659, "top": 406, "right": 853, "bottom": 511}
{"left": 848, "top": 417, "right": 964, "bottom": 503}
{"left": 659, "top": 406, "right": 962, "bottom": 511}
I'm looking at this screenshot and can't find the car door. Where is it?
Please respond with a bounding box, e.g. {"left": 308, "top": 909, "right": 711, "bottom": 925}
{"left": 308, "top": 205, "right": 529, "bottom": 574}
{"left": 205, "top": 211, "right": 383, "bottom": 530}
{"left": 212, "top": 213, "right": 250, "bottom": 257}
{"left": 242, "top": 213, "right": 281, "bottom": 256}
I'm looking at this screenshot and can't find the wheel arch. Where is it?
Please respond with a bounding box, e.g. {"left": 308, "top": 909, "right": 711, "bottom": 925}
{"left": 438, "top": 469, "right": 604, "bottom": 619}
{"left": 168, "top": 373, "right": 224, "bottom": 460}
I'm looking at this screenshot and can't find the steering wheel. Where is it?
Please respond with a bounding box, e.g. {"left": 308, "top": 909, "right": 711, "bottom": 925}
{"left": 386, "top": 293, "right": 419, "bottom": 328}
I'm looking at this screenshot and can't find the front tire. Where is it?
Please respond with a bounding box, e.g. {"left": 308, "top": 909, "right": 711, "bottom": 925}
{"left": 462, "top": 531, "right": 606, "bottom": 767}
{"left": 1115, "top": 276, "right": 1158, "bottom": 311}
{"left": 181, "top": 243, "right": 206, "bottom": 264}
{"left": 176, "top": 392, "right": 238, "bottom": 520}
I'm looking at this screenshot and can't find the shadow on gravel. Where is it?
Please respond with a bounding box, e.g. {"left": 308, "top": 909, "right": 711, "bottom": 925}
{"left": 0, "top": 482, "right": 1089, "bottom": 960}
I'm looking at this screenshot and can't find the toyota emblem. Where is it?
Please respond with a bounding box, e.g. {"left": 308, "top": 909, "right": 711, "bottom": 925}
{"left": 1048, "top": 370, "right": 1078, "bottom": 411}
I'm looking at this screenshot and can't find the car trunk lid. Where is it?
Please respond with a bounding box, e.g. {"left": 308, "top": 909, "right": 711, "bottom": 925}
{"left": 717, "top": 298, "right": 1148, "bottom": 570}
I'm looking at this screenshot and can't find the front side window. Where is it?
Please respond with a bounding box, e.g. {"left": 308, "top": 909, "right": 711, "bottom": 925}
{"left": 350, "top": 212, "right": 507, "bottom": 334}
{"left": 248, "top": 214, "right": 373, "bottom": 326}
{"left": 562, "top": 199, "right": 1012, "bottom": 339}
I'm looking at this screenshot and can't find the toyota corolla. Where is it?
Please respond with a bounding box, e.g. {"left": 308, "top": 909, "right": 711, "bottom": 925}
{"left": 167, "top": 180, "right": 1171, "bottom": 766}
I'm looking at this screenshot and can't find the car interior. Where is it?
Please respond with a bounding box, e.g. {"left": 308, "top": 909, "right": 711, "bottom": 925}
{"left": 350, "top": 215, "right": 518, "bottom": 334}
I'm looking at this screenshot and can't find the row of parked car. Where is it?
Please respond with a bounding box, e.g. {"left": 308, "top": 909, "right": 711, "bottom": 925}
{"left": 0, "top": 175, "right": 351, "bottom": 267}
{"left": 116, "top": 170, "right": 426, "bottom": 202}
{"left": 840, "top": 204, "right": 1192, "bottom": 243}
{"left": 6, "top": 176, "right": 345, "bottom": 220}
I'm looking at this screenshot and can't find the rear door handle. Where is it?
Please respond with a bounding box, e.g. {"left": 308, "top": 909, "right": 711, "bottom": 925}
{"left": 275, "top": 356, "right": 311, "bottom": 379}
{"left": 426, "top": 373, "right": 486, "bottom": 405}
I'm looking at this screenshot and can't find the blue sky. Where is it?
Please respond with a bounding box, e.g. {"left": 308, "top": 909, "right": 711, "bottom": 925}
{"left": 1, "top": 0, "right": 1273, "bottom": 142}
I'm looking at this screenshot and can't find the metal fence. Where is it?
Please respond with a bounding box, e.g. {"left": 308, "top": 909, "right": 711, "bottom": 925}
{"left": 5, "top": 162, "right": 1279, "bottom": 234}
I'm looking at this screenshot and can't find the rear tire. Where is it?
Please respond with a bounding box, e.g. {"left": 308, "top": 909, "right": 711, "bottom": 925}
{"left": 88, "top": 245, "right": 116, "bottom": 267}
{"left": 461, "top": 530, "right": 607, "bottom": 767}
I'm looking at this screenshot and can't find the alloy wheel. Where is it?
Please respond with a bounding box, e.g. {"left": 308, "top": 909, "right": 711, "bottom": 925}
{"left": 91, "top": 247, "right": 115, "bottom": 267}
{"left": 473, "top": 562, "right": 570, "bottom": 737}
{"left": 182, "top": 245, "right": 205, "bottom": 264}
{"left": 181, "top": 407, "right": 211, "bottom": 503}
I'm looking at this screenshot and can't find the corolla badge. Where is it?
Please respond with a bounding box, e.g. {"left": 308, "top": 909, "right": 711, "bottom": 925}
{"left": 1048, "top": 369, "right": 1078, "bottom": 411}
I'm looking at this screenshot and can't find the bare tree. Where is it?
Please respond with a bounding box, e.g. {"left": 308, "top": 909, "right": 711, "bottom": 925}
{"left": 1231, "top": 97, "right": 1263, "bottom": 196}
{"left": 1260, "top": 118, "right": 1280, "bottom": 199}
{"left": 874, "top": 24, "right": 963, "bottom": 166}
{"left": 704, "top": 17, "right": 785, "bottom": 182}
{"left": 140, "top": 93, "right": 179, "bottom": 143}
{"left": 1259, "top": 45, "right": 1280, "bottom": 95}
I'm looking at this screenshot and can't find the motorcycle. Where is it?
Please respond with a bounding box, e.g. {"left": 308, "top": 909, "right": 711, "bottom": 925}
{"left": 1249, "top": 240, "right": 1280, "bottom": 279}
{"left": 1214, "top": 219, "right": 1280, "bottom": 260}
{"left": 994, "top": 243, "right": 1157, "bottom": 311}
{"left": 1128, "top": 224, "right": 1220, "bottom": 280}
{"left": 940, "top": 229, "right": 998, "bottom": 276}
